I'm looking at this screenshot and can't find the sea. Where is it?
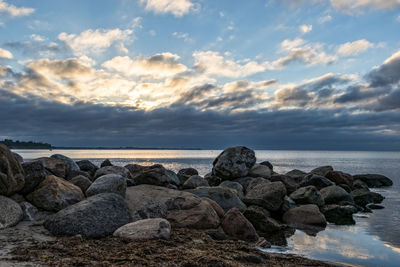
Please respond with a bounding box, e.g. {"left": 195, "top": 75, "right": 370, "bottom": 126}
{"left": 14, "top": 149, "right": 400, "bottom": 267}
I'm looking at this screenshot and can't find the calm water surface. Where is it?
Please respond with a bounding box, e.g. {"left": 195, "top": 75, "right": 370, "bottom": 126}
{"left": 15, "top": 149, "right": 400, "bottom": 267}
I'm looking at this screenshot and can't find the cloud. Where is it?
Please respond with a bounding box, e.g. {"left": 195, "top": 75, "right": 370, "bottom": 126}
{"left": 366, "top": 50, "right": 400, "bottom": 87}
{"left": 299, "top": 24, "right": 313, "bottom": 34}
{"left": 139, "top": 0, "right": 194, "bottom": 17}
{"left": 337, "top": 39, "right": 374, "bottom": 56}
{"left": 172, "top": 32, "right": 192, "bottom": 42}
{"left": 318, "top": 15, "right": 332, "bottom": 23}
{"left": 0, "top": 47, "right": 12, "bottom": 59}
{"left": 58, "top": 28, "right": 133, "bottom": 56}
{"left": 330, "top": 0, "right": 400, "bottom": 14}
{"left": 0, "top": 65, "right": 12, "bottom": 77}
{"left": 5, "top": 41, "right": 62, "bottom": 58}
{"left": 0, "top": 0, "right": 34, "bottom": 17}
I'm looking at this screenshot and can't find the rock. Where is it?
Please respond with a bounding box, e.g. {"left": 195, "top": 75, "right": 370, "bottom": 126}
{"left": 243, "top": 206, "right": 285, "bottom": 236}
{"left": 206, "top": 228, "right": 230, "bottom": 240}
{"left": 94, "top": 166, "right": 132, "bottom": 180}
{"left": 51, "top": 154, "right": 80, "bottom": 177}
{"left": 321, "top": 205, "right": 357, "bottom": 225}
{"left": 220, "top": 181, "right": 244, "bottom": 199}
{"left": 366, "top": 203, "right": 384, "bottom": 210}
{"left": 20, "top": 201, "right": 38, "bottom": 221}
{"left": 290, "top": 186, "right": 324, "bottom": 207}
{"left": 26, "top": 175, "right": 85, "bottom": 212}
{"left": 299, "top": 174, "right": 334, "bottom": 190}
{"left": 13, "top": 152, "right": 23, "bottom": 163}
{"left": 20, "top": 161, "right": 47, "bottom": 195}
{"left": 248, "top": 164, "right": 272, "bottom": 179}
{"left": 246, "top": 177, "right": 271, "bottom": 192}
{"left": 124, "top": 163, "right": 146, "bottom": 175}
{"left": 100, "top": 159, "right": 113, "bottom": 168}
{"left": 232, "top": 177, "right": 256, "bottom": 193}
{"left": 113, "top": 218, "right": 171, "bottom": 240}
{"left": 187, "top": 186, "right": 247, "bottom": 212}
{"left": 212, "top": 146, "right": 256, "bottom": 179}
{"left": 204, "top": 173, "right": 222, "bottom": 187}
{"left": 76, "top": 160, "right": 99, "bottom": 177}
{"left": 338, "top": 184, "right": 352, "bottom": 193}
{"left": 66, "top": 170, "right": 91, "bottom": 181}
{"left": 221, "top": 208, "right": 259, "bottom": 242}
{"left": 0, "top": 195, "right": 23, "bottom": 229}
{"left": 125, "top": 185, "right": 220, "bottom": 229}
{"left": 201, "top": 197, "right": 225, "bottom": 219}
{"left": 310, "top": 166, "right": 333, "bottom": 176}
{"left": 70, "top": 175, "right": 92, "bottom": 192}
{"left": 325, "top": 171, "right": 353, "bottom": 187}
{"left": 166, "top": 170, "right": 180, "bottom": 187}
{"left": 283, "top": 204, "right": 327, "bottom": 232}
{"left": 353, "top": 174, "right": 393, "bottom": 188}
{"left": 44, "top": 193, "right": 131, "bottom": 238}
{"left": 33, "top": 157, "right": 67, "bottom": 178}
{"left": 244, "top": 181, "right": 287, "bottom": 212}
{"left": 0, "top": 144, "right": 25, "bottom": 196}
{"left": 132, "top": 165, "right": 179, "bottom": 187}
{"left": 350, "top": 189, "right": 383, "bottom": 207}
{"left": 280, "top": 196, "right": 297, "bottom": 214}
{"left": 183, "top": 175, "right": 209, "bottom": 189}
{"left": 259, "top": 161, "right": 273, "bottom": 171}
{"left": 353, "top": 179, "right": 369, "bottom": 191}
{"left": 86, "top": 174, "right": 126, "bottom": 198}
{"left": 270, "top": 174, "right": 298, "bottom": 194}
{"left": 320, "top": 185, "right": 354, "bottom": 205}
{"left": 370, "top": 191, "right": 385, "bottom": 204}
{"left": 9, "top": 193, "right": 25, "bottom": 203}
{"left": 177, "top": 168, "right": 198, "bottom": 184}
{"left": 285, "top": 169, "right": 307, "bottom": 183}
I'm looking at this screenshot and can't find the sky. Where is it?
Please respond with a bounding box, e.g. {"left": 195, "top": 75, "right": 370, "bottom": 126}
{"left": 0, "top": 0, "right": 400, "bottom": 150}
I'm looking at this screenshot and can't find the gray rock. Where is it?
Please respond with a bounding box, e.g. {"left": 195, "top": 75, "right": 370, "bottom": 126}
{"left": 0, "top": 195, "right": 23, "bottom": 229}
{"left": 86, "top": 174, "right": 126, "bottom": 198}
{"left": 76, "top": 160, "right": 98, "bottom": 177}
{"left": 0, "top": 144, "right": 25, "bottom": 196}
{"left": 280, "top": 196, "right": 297, "bottom": 214}
{"left": 66, "top": 170, "right": 91, "bottom": 181}
{"left": 70, "top": 175, "right": 92, "bottom": 193}
{"left": 212, "top": 146, "right": 256, "bottom": 179}
{"left": 338, "top": 184, "right": 352, "bottom": 193}
{"left": 299, "top": 174, "right": 334, "bottom": 190}
{"left": 187, "top": 186, "right": 247, "bottom": 212}
{"left": 310, "top": 166, "right": 333, "bottom": 176}
{"left": 51, "top": 154, "right": 80, "bottom": 177}
{"left": 270, "top": 174, "right": 298, "bottom": 194}
{"left": 366, "top": 203, "right": 384, "bottom": 210}
{"left": 325, "top": 171, "right": 353, "bottom": 187}
{"left": 248, "top": 164, "right": 272, "bottom": 179}
{"left": 113, "top": 218, "right": 171, "bottom": 240}
{"left": 201, "top": 197, "right": 225, "bottom": 219}
{"left": 44, "top": 193, "right": 131, "bottom": 238}
{"left": 232, "top": 177, "right": 256, "bottom": 193}
{"left": 177, "top": 168, "right": 198, "bottom": 184}
{"left": 32, "top": 157, "right": 67, "bottom": 178}
{"left": 350, "top": 189, "right": 380, "bottom": 207}
{"left": 285, "top": 169, "right": 307, "bottom": 183}
{"left": 20, "top": 201, "right": 38, "bottom": 221}
{"left": 353, "top": 174, "right": 393, "bottom": 188}
{"left": 220, "top": 181, "right": 244, "bottom": 199}
{"left": 19, "top": 161, "right": 47, "bottom": 195}
{"left": 353, "top": 179, "right": 369, "bottom": 191}
{"left": 204, "top": 174, "right": 222, "bottom": 187}
{"left": 100, "top": 159, "right": 113, "bottom": 168}
{"left": 94, "top": 166, "right": 132, "bottom": 180}
{"left": 132, "top": 165, "right": 178, "bottom": 187}
{"left": 290, "top": 186, "right": 324, "bottom": 207}
{"left": 183, "top": 175, "right": 209, "bottom": 189}
{"left": 13, "top": 152, "right": 23, "bottom": 163}
{"left": 221, "top": 208, "right": 259, "bottom": 242}
{"left": 259, "top": 161, "right": 273, "bottom": 170}
{"left": 321, "top": 205, "right": 357, "bottom": 225}
{"left": 283, "top": 204, "right": 327, "bottom": 233}
{"left": 320, "top": 185, "right": 354, "bottom": 205}
{"left": 243, "top": 205, "right": 285, "bottom": 237}
{"left": 244, "top": 181, "right": 287, "bottom": 211}
{"left": 246, "top": 178, "right": 271, "bottom": 192}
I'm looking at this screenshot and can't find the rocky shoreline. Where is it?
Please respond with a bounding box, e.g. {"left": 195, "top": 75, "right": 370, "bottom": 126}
{"left": 0, "top": 144, "right": 393, "bottom": 266}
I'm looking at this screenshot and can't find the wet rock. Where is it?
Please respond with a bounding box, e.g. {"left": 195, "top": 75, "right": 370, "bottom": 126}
{"left": 27, "top": 175, "right": 84, "bottom": 212}
{"left": 76, "top": 160, "right": 99, "bottom": 177}
{"left": 222, "top": 208, "right": 259, "bottom": 242}
{"left": 86, "top": 174, "right": 126, "bottom": 198}
{"left": 113, "top": 218, "right": 171, "bottom": 240}
{"left": 0, "top": 144, "right": 25, "bottom": 196}
{"left": 310, "top": 166, "right": 333, "bottom": 176}
{"left": 353, "top": 179, "right": 369, "bottom": 191}
{"left": 100, "top": 159, "right": 113, "bottom": 168}
{"left": 290, "top": 186, "right": 324, "bottom": 207}
{"left": 325, "top": 171, "right": 353, "bottom": 187}
{"left": 70, "top": 175, "right": 92, "bottom": 193}
{"left": 44, "top": 193, "right": 131, "bottom": 238}
{"left": 321, "top": 204, "right": 357, "bottom": 225}
{"left": 132, "top": 165, "right": 179, "bottom": 187}
{"left": 51, "top": 154, "right": 80, "bottom": 177}
{"left": 350, "top": 189, "right": 384, "bottom": 207}
{"left": 299, "top": 174, "right": 334, "bottom": 190}
{"left": 248, "top": 164, "right": 272, "bottom": 179}
{"left": 285, "top": 169, "right": 307, "bottom": 183}
{"left": 270, "top": 174, "right": 298, "bottom": 194}
{"left": 33, "top": 157, "right": 67, "bottom": 178}
{"left": 244, "top": 181, "right": 287, "bottom": 211}
{"left": 0, "top": 195, "right": 23, "bottom": 229}
{"left": 353, "top": 174, "right": 393, "bottom": 188}
{"left": 259, "top": 161, "right": 273, "bottom": 171}
{"left": 243, "top": 205, "right": 285, "bottom": 237}
{"left": 283, "top": 204, "right": 327, "bottom": 232}
{"left": 177, "top": 168, "right": 198, "bottom": 184}
{"left": 94, "top": 166, "right": 132, "bottom": 180}
{"left": 20, "top": 201, "right": 38, "bottom": 221}
{"left": 212, "top": 146, "right": 256, "bottom": 179}
{"left": 220, "top": 181, "right": 244, "bottom": 199}
{"left": 320, "top": 185, "right": 354, "bottom": 205}
{"left": 279, "top": 196, "right": 297, "bottom": 215}
{"left": 183, "top": 175, "right": 209, "bottom": 189}
{"left": 366, "top": 203, "right": 384, "bottom": 210}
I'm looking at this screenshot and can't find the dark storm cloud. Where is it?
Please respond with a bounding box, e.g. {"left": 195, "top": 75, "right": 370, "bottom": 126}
{"left": 366, "top": 51, "right": 400, "bottom": 88}
{"left": 4, "top": 40, "right": 66, "bottom": 57}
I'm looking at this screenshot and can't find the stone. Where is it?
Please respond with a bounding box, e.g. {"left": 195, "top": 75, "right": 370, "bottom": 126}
{"left": 221, "top": 208, "right": 259, "bottom": 242}
{"left": 76, "top": 160, "right": 99, "bottom": 177}
{"left": 321, "top": 205, "right": 357, "bottom": 225}
{"left": 201, "top": 197, "right": 225, "bottom": 219}
{"left": 280, "top": 196, "right": 297, "bottom": 214}
{"left": 338, "top": 184, "right": 352, "bottom": 193}
{"left": 27, "top": 175, "right": 85, "bottom": 212}
{"left": 232, "top": 177, "right": 256, "bottom": 193}
{"left": 70, "top": 175, "right": 92, "bottom": 192}
{"left": 290, "top": 186, "right": 324, "bottom": 207}
{"left": 243, "top": 205, "right": 285, "bottom": 236}
{"left": 248, "top": 164, "right": 272, "bottom": 179}
{"left": 246, "top": 178, "right": 271, "bottom": 192}
{"left": 350, "top": 189, "right": 383, "bottom": 207}
{"left": 285, "top": 169, "right": 307, "bottom": 183}
{"left": 244, "top": 181, "right": 287, "bottom": 211}
{"left": 283, "top": 204, "right": 327, "bottom": 231}
{"left": 113, "top": 218, "right": 171, "bottom": 240}
{"left": 325, "top": 171, "right": 353, "bottom": 187}
{"left": 13, "top": 152, "right": 23, "bottom": 163}
{"left": 94, "top": 166, "right": 132, "bottom": 180}
{"left": 19, "top": 161, "right": 46, "bottom": 196}
{"left": 0, "top": 144, "right": 25, "bottom": 196}
{"left": 9, "top": 193, "right": 25, "bottom": 203}
{"left": 310, "top": 166, "right": 333, "bottom": 176}
{"left": 187, "top": 186, "right": 247, "bottom": 212}
{"left": 100, "top": 159, "right": 113, "bottom": 168}
{"left": 320, "top": 185, "right": 354, "bottom": 205}
{"left": 270, "top": 174, "right": 298, "bottom": 194}
{"left": 124, "top": 164, "right": 146, "bottom": 175}
{"left": 183, "top": 175, "right": 209, "bottom": 189}
{"left": 259, "top": 161, "right": 273, "bottom": 170}
{"left": 353, "top": 179, "right": 369, "bottom": 191}
{"left": 299, "top": 174, "right": 334, "bottom": 190}
{"left": 20, "top": 201, "right": 38, "bottom": 221}
{"left": 33, "top": 157, "right": 67, "bottom": 178}
{"left": 204, "top": 173, "right": 222, "bottom": 187}
{"left": 132, "top": 165, "right": 178, "bottom": 187}
{"left": 51, "top": 154, "right": 80, "bottom": 177}
{"left": 366, "top": 203, "right": 384, "bottom": 210}
{"left": 212, "top": 146, "right": 256, "bottom": 179}
{"left": 0, "top": 195, "right": 23, "bottom": 229}
{"left": 177, "top": 168, "right": 198, "bottom": 184}
{"left": 220, "top": 181, "right": 244, "bottom": 199}
{"left": 44, "top": 193, "right": 131, "bottom": 238}
{"left": 66, "top": 170, "right": 91, "bottom": 181}
{"left": 353, "top": 174, "right": 393, "bottom": 188}
{"left": 86, "top": 174, "right": 126, "bottom": 198}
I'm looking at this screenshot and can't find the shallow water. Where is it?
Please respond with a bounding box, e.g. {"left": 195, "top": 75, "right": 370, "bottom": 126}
{"left": 14, "top": 149, "right": 400, "bottom": 267}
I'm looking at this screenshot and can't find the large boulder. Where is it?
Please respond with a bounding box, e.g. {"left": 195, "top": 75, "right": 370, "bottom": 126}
{"left": 290, "top": 186, "right": 324, "bottom": 207}
{"left": 66, "top": 170, "right": 91, "bottom": 181}
{"left": 212, "top": 146, "right": 256, "bottom": 179}
{"left": 201, "top": 197, "right": 225, "bottom": 219}
{"left": 187, "top": 186, "right": 247, "bottom": 212}
{"left": 51, "top": 154, "right": 80, "bottom": 177}
{"left": 132, "top": 165, "right": 179, "bottom": 187}
{"left": 70, "top": 175, "right": 92, "bottom": 192}
{"left": 86, "top": 174, "right": 126, "bottom": 198}
{"left": 20, "top": 201, "right": 38, "bottom": 221}
{"left": 177, "top": 168, "right": 199, "bottom": 184}
{"left": 320, "top": 185, "right": 354, "bottom": 205}
{"left": 204, "top": 173, "right": 222, "bottom": 187}
{"left": 33, "top": 157, "right": 67, "bottom": 178}
{"left": 220, "top": 181, "right": 244, "bottom": 199}
{"left": 20, "top": 161, "right": 47, "bottom": 195}
{"left": 44, "top": 193, "right": 131, "bottom": 238}
{"left": 100, "top": 159, "right": 113, "bottom": 168}
{"left": 0, "top": 195, "right": 23, "bottom": 229}
{"left": 270, "top": 174, "right": 298, "bottom": 194}
{"left": 182, "top": 175, "right": 209, "bottom": 189}
{"left": 352, "top": 179, "right": 369, "bottom": 191}
{"left": 299, "top": 174, "right": 334, "bottom": 190}
{"left": 259, "top": 161, "right": 273, "bottom": 171}
{"left": 321, "top": 205, "right": 357, "bottom": 225}
{"left": 325, "top": 171, "right": 353, "bottom": 187}
{"left": 27, "top": 175, "right": 85, "bottom": 212}
{"left": 285, "top": 169, "right": 307, "bottom": 183}
{"left": 232, "top": 177, "right": 256, "bottom": 193}
{"left": 221, "top": 208, "right": 259, "bottom": 242}
{"left": 350, "top": 189, "right": 384, "bottom": 207}
{"left": 283, "top": 204, "right": 327, "bottom": 231}
{"left": 0, "top": 144, "right": 25, "bottom": 196}
{"left": 113, "top": 218, "right": 171, "bottom": 240}
{"left": 76, "top": 160, "right": 98, "bottom": 177}
{"left": 243, "top": 205, "right": 285, "bottom": 237}
{"left": 353, "top": 174, "right": 393, "bottom": 188}
{"left": 13, "top": 152, "right": 24, "bottom": 163}
{"left": 94, "top": 166, "right": 132, "bottom": 180}
{"left": 310, "top": 166, "right": 333, "bottom": 176}
{"left": 248, "top": 164, "right": 272, "bottom": 179}
{"left": 244, "top": 181, "right": 287, "bottom": 211}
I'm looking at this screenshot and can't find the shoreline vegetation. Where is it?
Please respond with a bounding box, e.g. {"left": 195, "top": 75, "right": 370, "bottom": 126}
{"left": 0, "top": 144, "right": 393, "bottom": 266}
